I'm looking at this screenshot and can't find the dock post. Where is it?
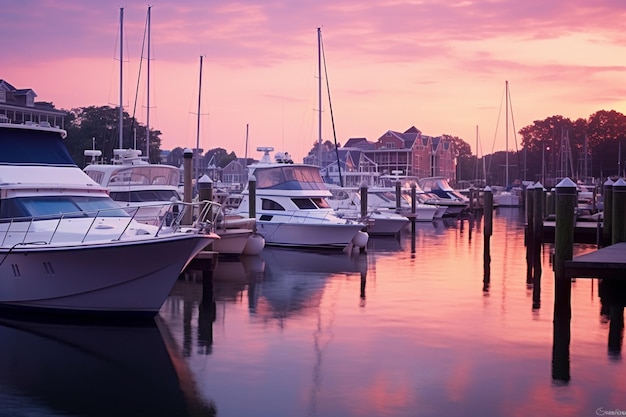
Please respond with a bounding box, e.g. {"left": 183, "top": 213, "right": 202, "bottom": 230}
{"left": 483, "top": 186, "right": 493, "bottom": 291}
{"left": 612, "top": 177, "right": 626, "bottom": 244}
{"left": 532, "top": 182, "right": 545, "bottom": 309}
{"left": 603, "top": 178, "right": 614, "bottom": 247}
{"left": 552, "top": 178, "right": 576, "bottom": 382}
{"left": 248, "top": 175, "right": 257, "bottom": 220}
{"left": 360, "top": 184, "right": 369, "bottom": 220}
{"left": 197, "top": 175, "right": 213, "bottom": 222}
{"left": 395, "top": 180, "right": 402, "bottom": 211}
{"left": 525, "top": 183, "right": 535, "bottom": 285}
{"left": 410, "top": 183, "right": 416, "bottom": 235}
{"left": 183, "top": 148, "right": 194, "bottom": 225}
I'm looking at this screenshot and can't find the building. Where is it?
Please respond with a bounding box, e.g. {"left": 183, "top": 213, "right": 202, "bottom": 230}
{"left": 0, "top": 80, "right": 66, "bottom": 127}
{"left": 305, "top": 126, "right": 458, "bottom": 184}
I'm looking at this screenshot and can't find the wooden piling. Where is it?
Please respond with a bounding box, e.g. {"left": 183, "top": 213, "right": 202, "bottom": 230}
{"left": 360, "top": 184, "right": 368, "bottom": 220}
{"left": 612, "top": 177, "right": 626, "bottom": 244}
{"left": 552, "top": 178, "right": 577, "bottom": 382}
{"left": 532, "top": 182, "right": 545, "bottom": 308}
{"left": 395, "top": 180, "right": 402, "bottom": 211}
{"left": 183, "top": 148, "right": 193, "bottom": 225}
{"left": 248, "top": 176, "right": 257, "bottom": 220}
{"left": 410, "top": 184, "right": 416, "bottom": 235}
{"left": 525, "top": 183, "right": 535, "bottom": 285}
{"left": 197, "top": 175, "right": 213, "bottom": 201}
{"left": 603, "top": 178, "right": 614, "bottom": 247}
{"left": 483, "top": 187, "right": 493, "bottom": 291}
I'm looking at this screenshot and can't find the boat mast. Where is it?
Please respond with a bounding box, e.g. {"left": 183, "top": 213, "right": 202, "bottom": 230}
{"left": 146, "top": 5, "right": 151, "bottom": 161}
{"left": 195, "top": 55, "right": 204, "bottom": 189}
{"left": 317, "top": 27, "right": 323, "bottom": 168}
{"left": 119, "top": 7, "right": 124, "bottom": 150}
{"left": 505, "top": 80, "right": 509, "bottom": 187}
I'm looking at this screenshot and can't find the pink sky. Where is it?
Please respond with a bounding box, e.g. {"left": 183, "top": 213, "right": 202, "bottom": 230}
{"left": 4, "top": 0, "right": 626, "bottom": 162}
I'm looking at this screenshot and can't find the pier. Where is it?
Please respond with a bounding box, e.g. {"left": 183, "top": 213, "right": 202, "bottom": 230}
{"left": 564, "top": 242, "right": 626, "bottom": 280}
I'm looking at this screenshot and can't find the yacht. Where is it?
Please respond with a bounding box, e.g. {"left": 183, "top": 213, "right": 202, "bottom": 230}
{"left": 84, "top": 149, "right": 182, "bottom": 225}
{"left": 230, "top": 148, "right": 368, "bottom": 249}
{"left": 327, "top": 187, "right": 413, "bottom": 236}
{"left": 418, "top": 176, "right": 470, "bottom": 216}
{"left": 0, "top": 121, "right": 219, "bottom": 317}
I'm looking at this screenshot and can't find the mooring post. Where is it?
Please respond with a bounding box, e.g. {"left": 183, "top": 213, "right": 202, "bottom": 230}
{"left": 525, "top": 183, "right": 535, "bottom": 285}
{"left": 360, "top": 183, "right": 368, "bottom": 220}
{"left": 612, "top": 177, "right": 626, "bottom": 244}
{"left": 183, "top": 148, "right": 194, "bottom": 225}
{"left": 532, "top": 182, "right": 545, "bottom": 309}
{"left": 395, "top": 180, "right": 402, "bottom": 212}
{"left": 410, "top": 183, "right": 417, "bottom": 235}
{"left": 603, "top": 178, "right": 614, "bottom": 247}
{"left": 483, "top": 186, "right": 493, "bottom": 291}
{"left": 248, "top": 175, "right": 257, "bottom": 221}
{"left": 197, "top": 174, "right": 213, "bottom": 223}
{"left": 552, "top": 178, "right": 576, "bottom": 382}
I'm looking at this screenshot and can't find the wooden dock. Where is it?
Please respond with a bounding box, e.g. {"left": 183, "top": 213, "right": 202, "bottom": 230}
{"left": 564, "top": 242, "right": 626, "bottom": 280}
{"left": 186, "top": 250, "right": 219, "bottom": 271}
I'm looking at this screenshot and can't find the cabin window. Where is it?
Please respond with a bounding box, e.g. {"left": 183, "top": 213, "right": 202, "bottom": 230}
{"left": 261, "top": 198, "right": 285, "bottom": 211}
{"left": 292, "top": 198, "right": 317, "bottom": 209}
{"left": 311, "top": 198, "right": 330, "bottom": 208}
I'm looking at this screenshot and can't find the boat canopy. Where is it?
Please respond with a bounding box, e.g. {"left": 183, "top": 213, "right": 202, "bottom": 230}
{"left": 254, "top": 165, "right": 327, "bottom": 190}
{"left": 0, "top": 127, "right": 76, "bottom": 166}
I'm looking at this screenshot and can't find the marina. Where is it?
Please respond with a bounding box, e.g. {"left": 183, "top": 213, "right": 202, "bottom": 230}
{"left": 2, "top": 206, "right": 621, "bottom": 416}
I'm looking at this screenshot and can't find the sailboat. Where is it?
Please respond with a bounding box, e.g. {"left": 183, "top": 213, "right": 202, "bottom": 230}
{"left": 493, "top": 80, "right": 523, "bottom": 207}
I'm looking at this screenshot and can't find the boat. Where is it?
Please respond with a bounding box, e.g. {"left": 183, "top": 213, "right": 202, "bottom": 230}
{"left": 230, "top": 147, "right": 369, "bottom": 250}
{"left": 0, "top": 121, "right": 220, "bottom": 317}
{"left": 418, "top": 176, "right": 470, "bottom": 216}
{"left": 84, "top": 149, "right": 182, "bottom": 224}
{"left": 327, "top": 187, "right": 412, "bottom": 236}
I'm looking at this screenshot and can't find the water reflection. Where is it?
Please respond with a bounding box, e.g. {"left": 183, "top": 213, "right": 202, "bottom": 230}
{"left": 0, "top": 317, "right": 215, "bottom": 417}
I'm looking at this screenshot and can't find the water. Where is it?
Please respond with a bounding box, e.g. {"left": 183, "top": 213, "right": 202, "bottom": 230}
{"left": 1, "top": 207, "right": 623, "bottom": 417}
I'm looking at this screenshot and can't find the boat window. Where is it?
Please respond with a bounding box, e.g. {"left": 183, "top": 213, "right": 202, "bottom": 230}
{"left": 311, "top": 198, "right": 330, "bottom": 208}
{"left": 110, "top": 189, "right": 179, "bottom": 202}
{"left": 292, "top": 198, "right": 317, "bottom": 209}
{"left": 0, "top": 196, "right": 129, "bottom": 219}
{"left": 254, "top": 166, "right": 327, "bottom": 190}
{"left": 261, "top": 198, "right": 285, "bottom": 211}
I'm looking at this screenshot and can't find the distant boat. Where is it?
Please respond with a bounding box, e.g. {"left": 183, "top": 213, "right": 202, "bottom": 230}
{"left": 231, "top": 147, "right": 368, "bottom": 250}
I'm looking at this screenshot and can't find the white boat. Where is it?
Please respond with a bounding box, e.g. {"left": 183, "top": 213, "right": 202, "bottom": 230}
{"left": 0, "top": 121, "right": 220, "bottom": 317}
{"left": 231, "top": 148, "right": 369, "bottom": 250}
{"left": 418, "top": 176, "right": 470, "bottom": 216}
{"left": 84, "top": 149, "right": 182, "bottom": 224}
{"left": 327, "top": 187, "right": 412, "bottom": 236}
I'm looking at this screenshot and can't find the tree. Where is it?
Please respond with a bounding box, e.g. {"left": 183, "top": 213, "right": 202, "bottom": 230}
{"left": 63, "top": 105, "right": 162, "bottom": 167}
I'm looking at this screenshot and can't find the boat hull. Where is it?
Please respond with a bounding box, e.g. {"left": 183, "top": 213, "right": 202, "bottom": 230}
{"left": 256, "top": 221, "right": 365, "bottom": 249}
{"left": 0, "top": 234, "right": 214, "bottom": 317}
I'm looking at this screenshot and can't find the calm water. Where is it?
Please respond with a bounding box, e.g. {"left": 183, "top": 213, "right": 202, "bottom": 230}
{"left": 1, "top": 207, "right": 623, "bottom": 417}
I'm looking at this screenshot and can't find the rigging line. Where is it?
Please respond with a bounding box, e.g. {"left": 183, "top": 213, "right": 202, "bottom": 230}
{"left": 320, "top": 32, "right": 343, "bottom": 187}
{"left": 487, "top": 88, "right": 505, "bottom": 176}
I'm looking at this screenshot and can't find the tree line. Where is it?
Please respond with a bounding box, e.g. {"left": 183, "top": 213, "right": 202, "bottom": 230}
{"left": 60, "top": 105, "right": 626, "bottom": 187}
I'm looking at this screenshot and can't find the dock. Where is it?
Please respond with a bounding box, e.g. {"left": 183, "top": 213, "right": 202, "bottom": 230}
{"left": 564, "top": 242, "right": 626, "bottom": 280}
{"left": 187, "top": 250, "right": 219, "bottom": 271}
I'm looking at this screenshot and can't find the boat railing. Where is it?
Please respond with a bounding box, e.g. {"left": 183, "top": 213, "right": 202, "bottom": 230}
{"left": 268, "top": 209, "right": 362, "bottom": 225}
{"left": 0, "top": 200, "right": 222, "bottom": 246}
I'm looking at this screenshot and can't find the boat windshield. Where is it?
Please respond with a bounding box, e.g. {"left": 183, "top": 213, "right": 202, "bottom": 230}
{"left": 254, "top": 166, "right": 327, "bottom": 190}
{"left": 0, "top": 196, "right": 130, "bottom": 219}
{"left": 110, "top": 189, "right": 180, "bottom": 203}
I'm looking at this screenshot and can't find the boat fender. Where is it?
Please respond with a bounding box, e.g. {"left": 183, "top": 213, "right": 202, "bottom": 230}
{"left": 135, "top": 228, "right": 151, "bottom": 235}
{"left": 352, "top": 230, "right": 369, "bottom": 248}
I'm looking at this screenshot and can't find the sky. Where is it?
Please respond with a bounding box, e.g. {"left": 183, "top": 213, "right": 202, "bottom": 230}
{"left": 3, "top": 0, "right": 626, "bottom": 162}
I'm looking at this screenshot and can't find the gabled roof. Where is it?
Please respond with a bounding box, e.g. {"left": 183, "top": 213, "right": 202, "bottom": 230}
{"left": 344, "top": 137, "right": 374, "bottom": 150}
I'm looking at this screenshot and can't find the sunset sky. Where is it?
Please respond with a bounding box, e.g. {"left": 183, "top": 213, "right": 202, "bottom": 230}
{"left": 3, "top": 0, "right": 626, "bottom": 162}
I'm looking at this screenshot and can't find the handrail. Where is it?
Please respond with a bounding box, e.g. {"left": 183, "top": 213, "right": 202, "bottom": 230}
{"left": 0, "top": 200, "right": 222, "bottom": 247}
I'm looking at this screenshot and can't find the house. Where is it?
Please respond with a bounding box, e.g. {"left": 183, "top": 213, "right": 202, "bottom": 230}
{"left": 0, "top": 80, "right": 66, "bottom": 127}
{"left": 221, "top": 157, "right": 255, "bottom": 186}
{"left": 304, "top": 126, "right": 458, "bottom": 184}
